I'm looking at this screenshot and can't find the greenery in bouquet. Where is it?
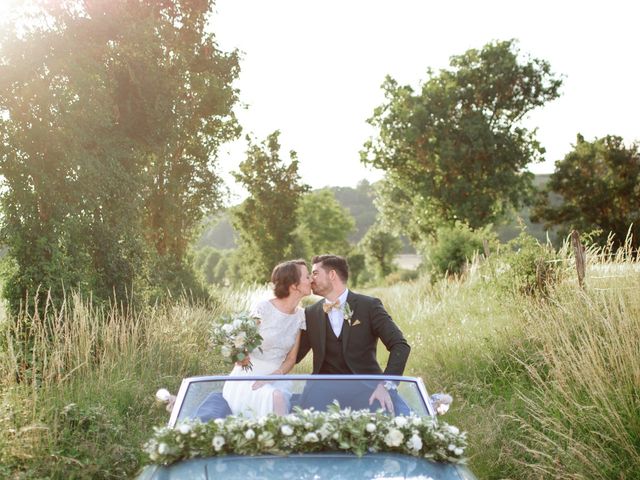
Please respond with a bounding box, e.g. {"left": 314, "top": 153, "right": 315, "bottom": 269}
{"left": 211, "top": 313, "right": 263, "bottom": 371}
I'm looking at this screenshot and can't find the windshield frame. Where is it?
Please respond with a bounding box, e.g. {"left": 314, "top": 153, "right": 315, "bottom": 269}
{"left": 168, "top": 374, "right": 434, "bottom": 426}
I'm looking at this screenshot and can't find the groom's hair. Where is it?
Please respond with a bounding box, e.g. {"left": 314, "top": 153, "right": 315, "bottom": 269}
{"left": 272, "top": 259, "right": 307, "bottom": 298}
{"left": 312, "top": 255, "right": 349, "bottom": 283}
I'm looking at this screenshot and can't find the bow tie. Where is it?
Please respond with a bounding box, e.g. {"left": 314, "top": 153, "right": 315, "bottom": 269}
{"left": 323, "top": 300, "right": 341, "bottom": 313}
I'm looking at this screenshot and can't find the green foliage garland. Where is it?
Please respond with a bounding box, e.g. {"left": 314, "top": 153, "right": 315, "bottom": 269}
{"left": 144, "top": 405, "right": 467, "bottom": 466}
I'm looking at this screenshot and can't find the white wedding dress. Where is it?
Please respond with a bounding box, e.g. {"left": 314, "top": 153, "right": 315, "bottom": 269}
{"left": 222, "top": 299, "right": 305, "bottom": 418}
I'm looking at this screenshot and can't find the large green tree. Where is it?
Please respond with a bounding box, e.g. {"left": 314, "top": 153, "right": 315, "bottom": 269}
{"left": 232, "top": 131, "right": 309, "bottom": 282}
{"left": 296, "top": 189, "right": 356, "bottom": 257}
{"left": 362, "top": 39, "right": 562, "bottom": 241}
{"left": 0, "top": 0, "right": 239, "bottom": 312}
{"left": 532, "top": 134, "right": 640, "bottom": 248}
{"left": 0, "top": 1, "right": 144, "bottom": 311}
{"left": 134, "top": 1, "right": 240, "bottom": 287}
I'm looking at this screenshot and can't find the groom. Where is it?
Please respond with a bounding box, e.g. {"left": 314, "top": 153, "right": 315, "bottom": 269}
{"left": 296, "top": 254, "right": 410, "bottom": 412}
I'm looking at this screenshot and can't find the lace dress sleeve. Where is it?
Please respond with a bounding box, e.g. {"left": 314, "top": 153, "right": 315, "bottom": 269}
{"left": 250, "top": 300, "right": 267, "bottom": 319}
{"left": 297, "top": 308, "right": 306, "bottom": 331}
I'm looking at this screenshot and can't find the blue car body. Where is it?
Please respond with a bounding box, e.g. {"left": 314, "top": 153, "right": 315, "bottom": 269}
{"left": 137, "top": 375, "right": 477, "bottom": 480}
{"left": 138, "top": 452, "right": 477, "bottom": 479}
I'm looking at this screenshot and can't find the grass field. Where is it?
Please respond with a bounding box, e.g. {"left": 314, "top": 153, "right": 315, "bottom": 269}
{"left": 1, "top": 244, "right": 639, "bottom": 479}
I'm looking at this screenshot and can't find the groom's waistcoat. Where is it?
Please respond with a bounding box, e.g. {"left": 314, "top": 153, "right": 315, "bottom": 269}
{"left": 318, "top": 321, "right": 351, "bottom": 374}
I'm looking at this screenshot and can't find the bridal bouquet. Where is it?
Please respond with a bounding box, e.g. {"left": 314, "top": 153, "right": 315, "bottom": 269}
{"left": 211, "top": 313, "right": 263, "bottom": 371}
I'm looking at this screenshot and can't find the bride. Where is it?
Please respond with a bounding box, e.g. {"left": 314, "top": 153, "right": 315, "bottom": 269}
{"left": 222, "top": 259, "right": 311, "bottom": 417}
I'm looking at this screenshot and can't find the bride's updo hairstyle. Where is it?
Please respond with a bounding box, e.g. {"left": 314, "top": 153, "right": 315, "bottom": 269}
{"left": 271, "top": 259, "right": 307, "bottom": 298}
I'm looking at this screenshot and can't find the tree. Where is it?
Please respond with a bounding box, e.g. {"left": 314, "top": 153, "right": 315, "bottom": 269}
{"left": 296, "top": 189, "right": 356, "bottom": 257}
{"left": 0, "top": 1, "right": 146, "bottom": 311}
{"left": 232, "top": 131, "right": 309, "bottom": 282}
{"left": 532, "top": 134, "right": 640, "bottom": 248}
{"left": 360, "top": 223, "right": 402, "bottom": 279}
{"left": 0, "top": 1, "right": 239, "bottom": 312}
{"left": 135, "top": 1, "right": 240, "bottom": 278}
{"left": 194, "top": 247, "right": 223, "bottom": 284}
{"left": 362, "top": 39, "right": 562, "bottom": 239}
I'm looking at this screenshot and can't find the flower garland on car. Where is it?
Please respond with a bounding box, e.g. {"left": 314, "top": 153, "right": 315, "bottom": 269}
{"left": 144, "top": 404, "right": 467, "bottom": 466}
{"left": 211, "top": 312, "right": 263, "bottom": 371}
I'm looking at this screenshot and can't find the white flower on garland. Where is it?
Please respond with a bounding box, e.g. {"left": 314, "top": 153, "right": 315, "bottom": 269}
{"left": 244, "top": 429, "right": 255, "bottom": 440}
{"left": 366, "top": 423, "right": 376, "bottom": 433}
{"left": 303, "top": 432, "right": 319, "bottom": 443}
{"left": 384, "top": 428, "right": 404, "bottom": 447}
{"left": 212, "top": 436, "right": 225, "bottom": 451}
{"left": 257, "top": 432, "right": 275, "bottom": 448}
{"left": 394, "top": 416, "right": 408, "bottom": 428}
{"left": 407, "top": 434, "right": 423, "bottom": 452}
{"left": 281, "top": 425, "right": 294, "bottom": 436}
{"left": 318, "top": 423, "right": 332, "bottom": 440}
{"left": 177, "top": 424, "right": 191, "bottom": 435}
{"left": 447, "top": 425, "right": 460, "bottom": 435}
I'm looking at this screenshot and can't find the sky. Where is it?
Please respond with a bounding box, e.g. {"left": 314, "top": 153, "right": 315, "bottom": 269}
{"left": 0, "top": 1, "right": 637, "bottom": 200}
{"left": 211, "top": 0, "right": 640, "bottom": 200}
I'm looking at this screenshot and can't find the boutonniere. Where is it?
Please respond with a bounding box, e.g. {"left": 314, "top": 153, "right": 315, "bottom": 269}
{"left": 342, "top": 303, "right": 360, "bottom": 326}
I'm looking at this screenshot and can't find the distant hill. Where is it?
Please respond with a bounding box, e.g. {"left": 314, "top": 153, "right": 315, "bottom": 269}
{"left": 196, "top": 175, "right": 557, "bottom": 251}
{"left": 330, "top": 180, "right": 377, "bottom": 242}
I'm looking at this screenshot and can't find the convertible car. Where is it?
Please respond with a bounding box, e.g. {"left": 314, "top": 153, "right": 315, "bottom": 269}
{"left": 137, "top": 374, "right": 476, "bottom": 479}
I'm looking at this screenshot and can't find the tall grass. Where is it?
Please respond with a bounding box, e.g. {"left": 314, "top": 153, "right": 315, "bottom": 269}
{"left": 1, "top": 241, "right": 638, "bottom": 479}
{"left": 370, "top": 239, "right": 640, "bottom": 479}
{"left": 511, "top": 275, "right": 640, "bottom": 479}
{"left": 0, "top": 288, "right": 250, "bottom": 478}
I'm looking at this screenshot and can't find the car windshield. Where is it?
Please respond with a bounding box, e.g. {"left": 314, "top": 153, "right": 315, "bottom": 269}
{"left": 170, "top": 375, "right": 432, "bottom": 426}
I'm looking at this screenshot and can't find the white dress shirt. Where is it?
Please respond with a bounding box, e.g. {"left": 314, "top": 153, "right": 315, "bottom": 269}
{"left": 325, "top": 289, "right": 349, "bottom": 338}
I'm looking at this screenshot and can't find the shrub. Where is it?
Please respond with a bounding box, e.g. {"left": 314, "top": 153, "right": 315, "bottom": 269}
{"left": 426, "top": 222, "right": 496, "bottom": 279}
{"left": 490, "top": 230, "right": 563, "bottom": 296}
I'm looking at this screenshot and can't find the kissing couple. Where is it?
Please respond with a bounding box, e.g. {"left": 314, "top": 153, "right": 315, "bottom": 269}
{"left": 222, "top": 254, "right": 411, "bottom": 417}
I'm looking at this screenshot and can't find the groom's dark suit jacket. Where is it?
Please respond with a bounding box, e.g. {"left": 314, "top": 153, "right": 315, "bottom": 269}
{"left": 296, "top": 291, "right": 410, "bottom": 375}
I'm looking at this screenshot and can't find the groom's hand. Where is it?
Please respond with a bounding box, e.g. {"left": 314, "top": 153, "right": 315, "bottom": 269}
{"left": 369, "top": 383, "right": 394, "bottom": 414}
